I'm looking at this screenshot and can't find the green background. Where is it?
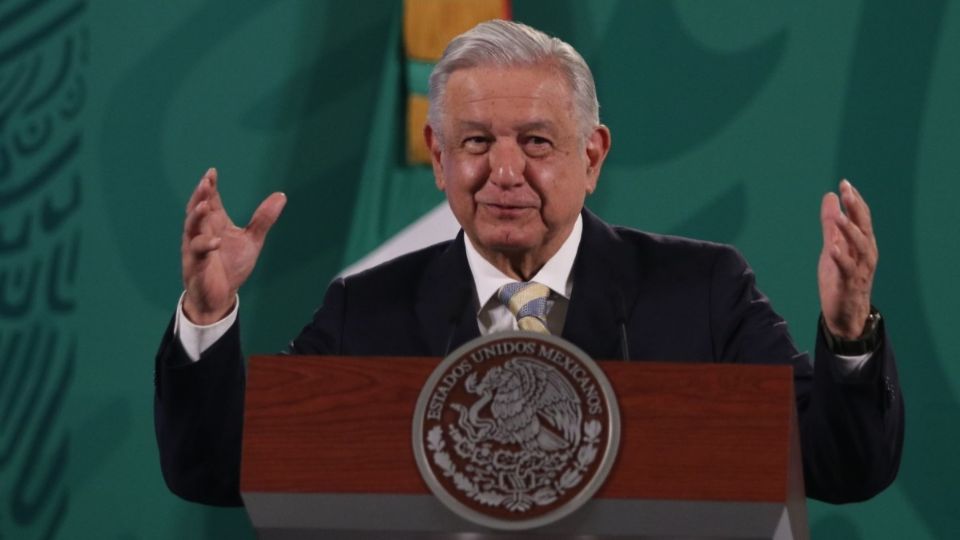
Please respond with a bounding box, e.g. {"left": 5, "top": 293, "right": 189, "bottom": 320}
{"left": 1, "top": 0, "right": 958, "bottom": 538}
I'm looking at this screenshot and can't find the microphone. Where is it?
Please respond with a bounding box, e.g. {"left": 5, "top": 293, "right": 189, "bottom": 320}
{"left": 617, "top": 296, "right": 630, "bottom": 362}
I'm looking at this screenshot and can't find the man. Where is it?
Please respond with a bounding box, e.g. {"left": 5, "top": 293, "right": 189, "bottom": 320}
{"left": 156, "top": 20, "right": 902, "bottom": 507}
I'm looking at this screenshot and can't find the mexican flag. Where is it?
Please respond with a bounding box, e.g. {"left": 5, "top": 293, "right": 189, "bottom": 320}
{"left": 339, "top": 0, "right": 511, "bottom": 276}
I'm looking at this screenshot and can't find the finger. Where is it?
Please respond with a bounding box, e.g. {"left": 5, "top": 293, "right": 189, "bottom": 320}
{"left": 840, "top": 179, "right": 875, "bottom": 238}
{"left": 185, "top": 168, "right": 216, "bottom": 214}
{"left": 205, "top": 168, "right": 226, "bottom": 213}
{"left": 245, "top": 192, "right": 287, "bottom": 243}
{"left": 834, "top": 207, "right": 873, "bottom": 261}
{"left": 184, "top": 200, "right": 211, "bottom": 238}
{"left": 828, "top": 232, "right": 858, "bottom": 277}
{"left": 188, "top": 234, "right": 222, "bottom": 257}
{"left": 820, "top": 192, "right": 843, "bottom": 245}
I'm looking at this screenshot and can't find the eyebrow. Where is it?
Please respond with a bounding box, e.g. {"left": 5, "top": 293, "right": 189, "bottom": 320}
{"left": 456, "top": 120, "right": 491, "bottom": 131}
{"left": 516, "top": 121, "right": 557, "bottom": 133}
{"left": 454, "top": 120, "right": 558, "bottom": 132}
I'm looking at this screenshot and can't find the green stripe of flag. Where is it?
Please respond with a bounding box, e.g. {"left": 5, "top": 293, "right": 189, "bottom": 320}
{"left": 406, "top": 59, "right": 435, "bottom": 96}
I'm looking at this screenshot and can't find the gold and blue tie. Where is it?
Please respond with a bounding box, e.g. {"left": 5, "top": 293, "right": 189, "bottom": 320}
{"left": 498, "top": 282, "right": 551, "bottom": 334}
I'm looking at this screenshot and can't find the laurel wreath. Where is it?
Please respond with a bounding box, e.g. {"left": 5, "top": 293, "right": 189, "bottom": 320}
{"left": 427, "top": 419, "right": 602, "bottom": 512}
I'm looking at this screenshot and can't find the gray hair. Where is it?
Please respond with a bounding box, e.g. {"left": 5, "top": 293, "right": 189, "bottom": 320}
{"left": 427, "top": 19, "right": 599, "bottom": 139}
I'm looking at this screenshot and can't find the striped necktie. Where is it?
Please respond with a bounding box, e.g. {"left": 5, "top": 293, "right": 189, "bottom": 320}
{"left": 498, "top": 281, "right": 551, "bottom": 334}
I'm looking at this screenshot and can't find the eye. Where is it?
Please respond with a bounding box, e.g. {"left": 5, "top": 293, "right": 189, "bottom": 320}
{"left": 462, "top": 136, "right": 490, "bottom": 154}
{"left": 523, "top": 135, "right": 553, "bottom": 156}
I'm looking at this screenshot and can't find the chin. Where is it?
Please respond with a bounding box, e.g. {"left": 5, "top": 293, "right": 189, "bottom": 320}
{"left": 475, "top": 228, "right": 540, "bottom": 254}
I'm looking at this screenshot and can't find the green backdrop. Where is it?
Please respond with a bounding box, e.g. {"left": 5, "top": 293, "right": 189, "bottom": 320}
{"left": 1, "top": 1, "right": 958, "bottom": 538}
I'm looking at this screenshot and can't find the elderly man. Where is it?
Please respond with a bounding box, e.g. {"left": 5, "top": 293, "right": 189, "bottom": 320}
{"left": 156, "top": 20, "right": 902, "bottom": 507}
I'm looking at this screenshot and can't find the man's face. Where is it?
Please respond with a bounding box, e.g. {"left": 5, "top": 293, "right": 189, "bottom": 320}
{"left": 426, "top": 65, "right": 610, "bottom": 273}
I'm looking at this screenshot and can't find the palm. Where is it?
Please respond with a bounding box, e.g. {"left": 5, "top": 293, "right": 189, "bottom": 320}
{"left": 186, "top": 216, "right": 252, "bottom": 310}
{"left": 818, "top": 243, "right": 856, "bottom": 331}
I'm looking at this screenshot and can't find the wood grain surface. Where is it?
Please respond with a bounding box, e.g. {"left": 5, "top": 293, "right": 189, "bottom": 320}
{"left": 241, "top": 356, "right": 797, "bottom": 504}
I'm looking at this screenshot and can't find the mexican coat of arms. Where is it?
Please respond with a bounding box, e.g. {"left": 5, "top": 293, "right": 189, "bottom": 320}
{"left": 413, "top": 332, "right": 620, "bottom": 530}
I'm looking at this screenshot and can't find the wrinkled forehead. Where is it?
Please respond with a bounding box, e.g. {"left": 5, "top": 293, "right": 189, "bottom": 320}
{"left": 447, "top": 64, "right": 570, "bottom": 100}
{"left": 440, "top": 65, "right": 578, "bottom": 128}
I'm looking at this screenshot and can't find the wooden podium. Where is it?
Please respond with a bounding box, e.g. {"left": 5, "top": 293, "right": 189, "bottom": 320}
{"left": 241, "top": 356, "right": 809, "bottom": 539}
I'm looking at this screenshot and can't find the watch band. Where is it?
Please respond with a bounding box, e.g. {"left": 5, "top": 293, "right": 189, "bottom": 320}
{"left": 822, "top": 307, "right": 882, "bottom": 355}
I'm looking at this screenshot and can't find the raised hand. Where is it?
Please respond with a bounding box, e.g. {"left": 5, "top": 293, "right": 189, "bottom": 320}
{"left": 818, "top": 179, "right": 877, "bottom": 339}
{"left": 181, "top": 168, "right": 286, "bottom": 325}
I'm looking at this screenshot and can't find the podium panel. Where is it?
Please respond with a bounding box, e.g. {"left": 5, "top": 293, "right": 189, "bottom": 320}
{"left": 241, "top": 356, "right": 808, "bottom": 539}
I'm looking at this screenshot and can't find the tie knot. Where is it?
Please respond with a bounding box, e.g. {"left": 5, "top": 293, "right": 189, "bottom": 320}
{"left": 498, "top": 281, "right": 551, "bottom": 334}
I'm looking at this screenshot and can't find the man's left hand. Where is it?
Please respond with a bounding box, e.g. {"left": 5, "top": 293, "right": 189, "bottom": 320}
{"left": 818, "top": 179, "right": 877, "bottom": 339}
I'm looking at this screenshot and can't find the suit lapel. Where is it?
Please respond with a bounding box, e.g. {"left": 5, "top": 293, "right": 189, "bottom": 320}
{"left": 415, "top": 232, "right": 481, "bottom": 356}
{"left": 562, "top": 209, "right": 643, "bottom": 361}
{"left": 413, "top": 211, "right": 643, "bottom": 360}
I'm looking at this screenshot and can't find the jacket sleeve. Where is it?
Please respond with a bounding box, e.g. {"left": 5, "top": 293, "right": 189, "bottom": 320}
{"left": 799, "top": 322, "right": 904, "bottom": 502}
{"left": 708, "top": 245, "right": 904, "bottom": 503}
{"left": 154, "top": 280, "right": 349, "bottom": 506}
{"left": 154, "top": 316, "right": 246, "bottom": 506}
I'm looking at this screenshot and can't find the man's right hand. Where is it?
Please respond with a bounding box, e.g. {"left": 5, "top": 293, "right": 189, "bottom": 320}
{"left": 181, "top": 168, "right": 286, "bottom": 325}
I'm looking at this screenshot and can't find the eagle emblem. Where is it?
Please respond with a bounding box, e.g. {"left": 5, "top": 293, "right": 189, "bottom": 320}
{"left": 413, "top": 333, "right": 620, "bottom": 530}
{"left": 452, "top": 357, "right": 582, "bottom": 452}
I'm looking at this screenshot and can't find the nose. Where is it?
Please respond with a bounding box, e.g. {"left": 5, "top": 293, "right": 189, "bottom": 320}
{"left": 488, "top": 139, "right": 525, "bottom": 188}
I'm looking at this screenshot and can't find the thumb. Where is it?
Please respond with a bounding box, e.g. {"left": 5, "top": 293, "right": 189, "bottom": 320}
{"left": 246, "top": 192, "right": 287, "bottom": 243}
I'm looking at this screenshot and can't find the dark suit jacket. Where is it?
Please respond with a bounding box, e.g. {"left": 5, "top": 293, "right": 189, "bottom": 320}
{"left": 155, "top": 209, "right": 903, "bottom": 506}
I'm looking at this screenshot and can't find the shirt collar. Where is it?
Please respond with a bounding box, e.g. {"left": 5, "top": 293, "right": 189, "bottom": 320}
{"left": 464, "top": 214, "right": 582, "bottom": 310}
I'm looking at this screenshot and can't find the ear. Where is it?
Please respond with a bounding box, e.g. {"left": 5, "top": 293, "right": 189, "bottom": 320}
{"left": 584, "top": 124, "right": 611, "bottom": 195}
{"left": 424, "top": 124, "right": 445, "bottom": 191}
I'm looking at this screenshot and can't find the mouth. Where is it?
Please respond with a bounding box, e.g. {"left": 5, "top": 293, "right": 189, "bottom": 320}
{"left": 479, "top": 202, "right": 536, "bottom": 218}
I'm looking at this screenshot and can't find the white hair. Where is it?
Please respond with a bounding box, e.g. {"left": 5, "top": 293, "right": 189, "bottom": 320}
{"left": 427, "top": 19, "right": 600, "bottom": 139}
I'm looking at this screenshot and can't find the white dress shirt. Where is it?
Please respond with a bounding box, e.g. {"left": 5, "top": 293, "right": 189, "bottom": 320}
{"left": 465, "top": 215, "right": 581, "bottom": 335}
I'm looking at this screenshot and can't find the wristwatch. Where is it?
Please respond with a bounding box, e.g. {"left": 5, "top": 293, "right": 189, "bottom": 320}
{"left": 822, "top": 307, "right": 882, "bottom": 355}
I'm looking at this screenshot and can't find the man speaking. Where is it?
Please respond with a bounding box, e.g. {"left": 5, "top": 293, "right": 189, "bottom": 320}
{"left": 156, "top": 20, "right": 903, "bottom": 507}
